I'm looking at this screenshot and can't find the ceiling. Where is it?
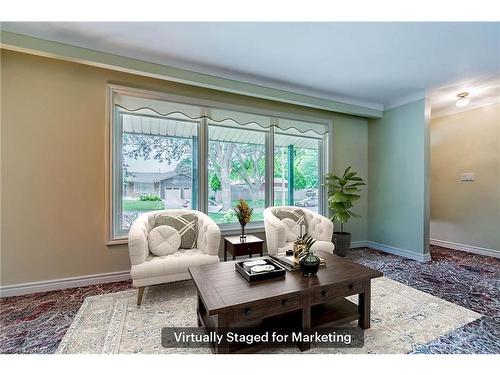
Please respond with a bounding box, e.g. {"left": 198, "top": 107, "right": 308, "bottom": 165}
{"left": 2, "top": 22, "right": 500, "bottom": 112}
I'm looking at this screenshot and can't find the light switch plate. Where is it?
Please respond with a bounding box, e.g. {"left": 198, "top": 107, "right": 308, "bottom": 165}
{"left": 460, "top": 173, "right": 475, "bottom": 182}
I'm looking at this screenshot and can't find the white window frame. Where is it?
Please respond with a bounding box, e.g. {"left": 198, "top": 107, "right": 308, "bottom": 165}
{"left": 106, "top": 84, "right": 332, "bottom": 244}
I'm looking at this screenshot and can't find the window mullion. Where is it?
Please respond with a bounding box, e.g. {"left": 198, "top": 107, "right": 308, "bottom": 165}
{"left": 199, "top": 118, "right": 208, "bottom": 214}
{"left": 113, "top": 110, "right": 124, "bottom": 238}
{"left": 265, "top": 126, "right": 274, "bottom": 208}
{"left": 318, "top": 138, "right": 325, "bottom": 215}
{"left": 287, "top": 145, "right": 294, "bottom": 206}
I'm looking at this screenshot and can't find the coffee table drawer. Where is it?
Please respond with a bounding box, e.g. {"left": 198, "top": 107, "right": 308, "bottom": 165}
{"left": 232, "top": 296, "right": 301, "bottom": 322}
{"left": 268, "top": 296, "right": 301, "bottom": 314}
{"left": 313, "top": 281, "right": 364, "bottom": 303}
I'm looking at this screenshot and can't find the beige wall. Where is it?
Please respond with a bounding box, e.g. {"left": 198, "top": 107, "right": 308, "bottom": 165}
{"left": 430, "top": 103, "right": 500, "bottom": 252}
{"left": 1, "top": 50, "right": 369, "bottom": 285}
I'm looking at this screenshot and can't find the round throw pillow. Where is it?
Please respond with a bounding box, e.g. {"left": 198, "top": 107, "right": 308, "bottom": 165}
{"left": 148, "top": 225, "right": 181, "bottom": 256}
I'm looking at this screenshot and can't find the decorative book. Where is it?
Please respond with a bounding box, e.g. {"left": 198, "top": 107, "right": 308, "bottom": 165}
{"left": 271, "top": 255, "right": 326, "bottom": 272}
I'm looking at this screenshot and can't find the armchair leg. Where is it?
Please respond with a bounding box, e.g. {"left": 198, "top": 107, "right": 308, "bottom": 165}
{"left": 137, "top": 287, "right": 145, "bottom": 306}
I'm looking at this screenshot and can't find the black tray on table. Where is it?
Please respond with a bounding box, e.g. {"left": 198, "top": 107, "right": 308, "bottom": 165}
{"left": 235, "top": 257, "right": 286, "bottom": 282}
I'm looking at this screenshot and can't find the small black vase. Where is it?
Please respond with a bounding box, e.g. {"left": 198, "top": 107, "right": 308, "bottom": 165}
{"left": 300, "top": 252, "right": 320, "bottom": 277}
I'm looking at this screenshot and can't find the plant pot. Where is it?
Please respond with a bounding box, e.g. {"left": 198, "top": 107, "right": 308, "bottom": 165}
{"left": 300, "top": 253, "right": 320, "bottom": 277}
{"left": 332, "top": 232, "right": 351, "bottom": 257}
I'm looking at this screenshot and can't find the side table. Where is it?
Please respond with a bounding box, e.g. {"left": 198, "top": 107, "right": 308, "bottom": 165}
{"left": 224, "top": 235, "right": 264, "bottom": 261}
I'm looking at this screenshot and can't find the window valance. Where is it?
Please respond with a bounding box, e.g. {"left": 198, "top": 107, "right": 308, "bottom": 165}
{"left": 115, "top": 94, "right": 328, "bottom": 137}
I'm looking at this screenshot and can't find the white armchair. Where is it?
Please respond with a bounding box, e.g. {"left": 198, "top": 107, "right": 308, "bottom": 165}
{"left": 128, "top": 209, "right": 221, "bottom": 305}
{"left": 264, "top": 206, "right": 334, "bottom": 256}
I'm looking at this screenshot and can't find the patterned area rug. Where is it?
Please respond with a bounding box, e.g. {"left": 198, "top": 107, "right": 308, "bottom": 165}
{"left": 56, "top": 277, "right": 480, "bottom": 354}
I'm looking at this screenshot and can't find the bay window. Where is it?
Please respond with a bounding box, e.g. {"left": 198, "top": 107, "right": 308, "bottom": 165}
{"left": 108, "top": 85, "right": 330, "bottom": 242}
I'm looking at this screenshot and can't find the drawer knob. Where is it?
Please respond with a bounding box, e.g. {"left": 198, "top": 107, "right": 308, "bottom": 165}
{"left": 321, "top": 290, "right": 327, "bottom": 296}
{"left": 349, "top": 284, "right": 354, "bottom": 290}
{"left": 282, "top": 299, "right": 289, "bottom": 307}
{"left": 245, "top": 307, "right": 252, "bottom": 316}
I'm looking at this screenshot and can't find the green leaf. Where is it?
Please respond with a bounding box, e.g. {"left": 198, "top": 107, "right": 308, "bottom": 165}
{"left": 348, "top": 176, "right": 364, "bottom": 181}
{"left": 343, "top": 166, "right": 352, "bottom": 176}
{"left": 325, "top": 174, "right": 340, "bottom": 181}
{"left": 335, "top": 211, "right": 350, "bottom": 224}
{"left": 347, "top": 210, "right": 361, "bottom": 218}
{"left": 345, "top": 171, "right": 356, "bottom": 180}
{"left": 344, "top": 188, "right": 360, "bottom": 194}
{"left": 328, "top": 201, "right": 345, "bottom": 211}
{"left": 345, "top": 194, "right": 361, "bottom": 201}
{"left": 346, "top": 182, "right": 366, "bottom": 188}
{"left": 330, "top": 191, "right": 349, "bottom": 203}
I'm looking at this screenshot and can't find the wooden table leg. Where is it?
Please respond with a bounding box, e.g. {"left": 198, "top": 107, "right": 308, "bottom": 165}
{"left": 299, "top": 293, "right": 311, "bottom": 351}
{"left": 197, "top": 294, "right": 203, "bottom": 327}
{"left": 224, "top": 243, "right": 227, "bottom": 262}
{"left": 215, "top": 312, "right": 230, "bottom": 354}
{"left": 358, "top": 280, "right": 371, "bottom": 329}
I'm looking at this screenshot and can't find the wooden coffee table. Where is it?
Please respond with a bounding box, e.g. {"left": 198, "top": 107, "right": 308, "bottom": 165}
{"left": 189, "top": 252, "right": 383, "bottom": 354}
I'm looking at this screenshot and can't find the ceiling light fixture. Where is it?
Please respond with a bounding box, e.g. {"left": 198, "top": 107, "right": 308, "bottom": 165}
{"left": 456, "top": 92, "right": 470, "bottom": 108}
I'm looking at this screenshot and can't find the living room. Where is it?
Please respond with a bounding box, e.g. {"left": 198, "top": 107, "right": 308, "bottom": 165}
{"left": 1, "top": 1, "right": 499, "bottom": 373}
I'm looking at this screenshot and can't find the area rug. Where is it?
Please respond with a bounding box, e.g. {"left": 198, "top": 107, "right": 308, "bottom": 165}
{"left": 56, "top": 277, "right": 481, "bottom": 354}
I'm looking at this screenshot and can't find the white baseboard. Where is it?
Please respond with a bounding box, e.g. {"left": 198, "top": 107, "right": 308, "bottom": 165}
{"left": 0, "top": 270, "right": 131, "bottom": 298}
{"left": 349, "top": 240, "right": 430, "bottom": 262}
{"left": 363, "top": 241, "right": 431, "bottom": 262}
{"left": 350, "top": 241, "right": 371, "bottom": 248}
{"left": 5, "top": 239, "right": 465, "bottom": 298}
{"left": 430, "top": 238, "right": 499, "bottom": 259}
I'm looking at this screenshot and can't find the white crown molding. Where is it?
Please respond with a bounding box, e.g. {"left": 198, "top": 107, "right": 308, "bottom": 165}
{"left": 430, "top": 238, "right": 499, "bottom": 259}
{"left": 384, "top": 91, "right": 427, "bottom": 111}
{"left": 0, "top": 270, "right": 131, "bottom": 298}
{"left": 0, "top": 30, "right": 384, "bottom": 119}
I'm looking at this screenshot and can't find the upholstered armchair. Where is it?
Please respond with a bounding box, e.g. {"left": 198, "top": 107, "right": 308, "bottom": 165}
{"left": 128, "top": 209, "right": 221, "bottom": 305}
{"left": 264, "top": 206, "right": 334, "bottom": 256}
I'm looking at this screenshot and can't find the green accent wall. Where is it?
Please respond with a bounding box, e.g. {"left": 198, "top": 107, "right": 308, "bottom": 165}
{"left": 368, "top": 99, "right": 430, "bottom": 258}
{"left": 331, "top": 114, "right": 369, "bottom": 243}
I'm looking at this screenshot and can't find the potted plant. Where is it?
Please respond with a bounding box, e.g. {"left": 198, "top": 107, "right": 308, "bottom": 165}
{"left": 325, "top": 166, "right": 366, "bottom": 257}
{"left": 234, "top": 199, "right": 253, "bottom": 242}
{"left": 299, "top": 234, "right": 320, "bottom": 276}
